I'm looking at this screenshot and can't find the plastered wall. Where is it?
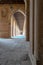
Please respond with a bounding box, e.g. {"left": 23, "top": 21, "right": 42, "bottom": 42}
{"left": 38, "top": 0, "right": 43, "bottom": 65}
{"left": 32, "top": 0, "right": 43, "bottom": 65}
{"left": 30, "top": 0, "right": 34, "bottom": 54}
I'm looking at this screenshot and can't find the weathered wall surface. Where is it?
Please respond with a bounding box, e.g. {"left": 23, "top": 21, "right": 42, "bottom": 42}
{"left": 0, "top": 4, "right": 25, "bottom": 38}
{"left": 30, "top": 0, "right": 34, "bottom": 54}
{"left": 29, "top": 0, "right": 36, "bottom": 65}
{"left": 29, "top": 0, "right": 39, "bottom": 65}
{"left": 38, "top": 0, "right": 43, "bottom": 65}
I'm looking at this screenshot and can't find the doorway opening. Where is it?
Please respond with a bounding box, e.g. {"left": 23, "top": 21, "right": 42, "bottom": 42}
{"left": 11, "top": 10, "right": 26, "bottom": 39}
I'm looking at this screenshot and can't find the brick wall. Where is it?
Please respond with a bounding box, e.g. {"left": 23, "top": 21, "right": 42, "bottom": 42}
{"left": 0, "top": 4, "right": 25, "bottom": 38}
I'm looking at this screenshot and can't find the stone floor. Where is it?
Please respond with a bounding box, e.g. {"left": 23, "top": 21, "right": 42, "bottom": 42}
{"left": 0, "top": 38, "right": 32, "bottom": 65}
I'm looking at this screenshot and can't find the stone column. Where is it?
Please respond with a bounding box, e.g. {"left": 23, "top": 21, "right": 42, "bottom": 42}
{"left": 25, "top": 0, "right": 30, "bottom": 41}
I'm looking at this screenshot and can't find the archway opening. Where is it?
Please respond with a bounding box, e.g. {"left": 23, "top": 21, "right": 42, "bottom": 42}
{"left": 11, "top": 10, "right": 26, "bottom": 39}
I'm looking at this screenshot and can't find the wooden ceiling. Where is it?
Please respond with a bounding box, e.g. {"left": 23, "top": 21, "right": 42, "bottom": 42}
{"left": 0, "top": 0, "right": 24, "bottom": 4}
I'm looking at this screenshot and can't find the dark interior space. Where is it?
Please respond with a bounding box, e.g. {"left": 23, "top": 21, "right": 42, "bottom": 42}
{"left": 0, "top": 0, "right": 24, "bottom": 4}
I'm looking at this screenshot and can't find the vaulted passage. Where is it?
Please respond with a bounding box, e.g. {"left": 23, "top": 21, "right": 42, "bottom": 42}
{"left": 0, "top": 0, "right": 43, "bottom": 65}
{"left": 0, "top": 0, "right": 32, "bottom": 65}
{"left": 14, "top": 11, "right": 25, "bottom": 31}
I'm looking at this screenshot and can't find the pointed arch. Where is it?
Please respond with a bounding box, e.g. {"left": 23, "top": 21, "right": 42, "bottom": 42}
{"left": 13, "top": 10, "right": 25, "bottom": 31}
